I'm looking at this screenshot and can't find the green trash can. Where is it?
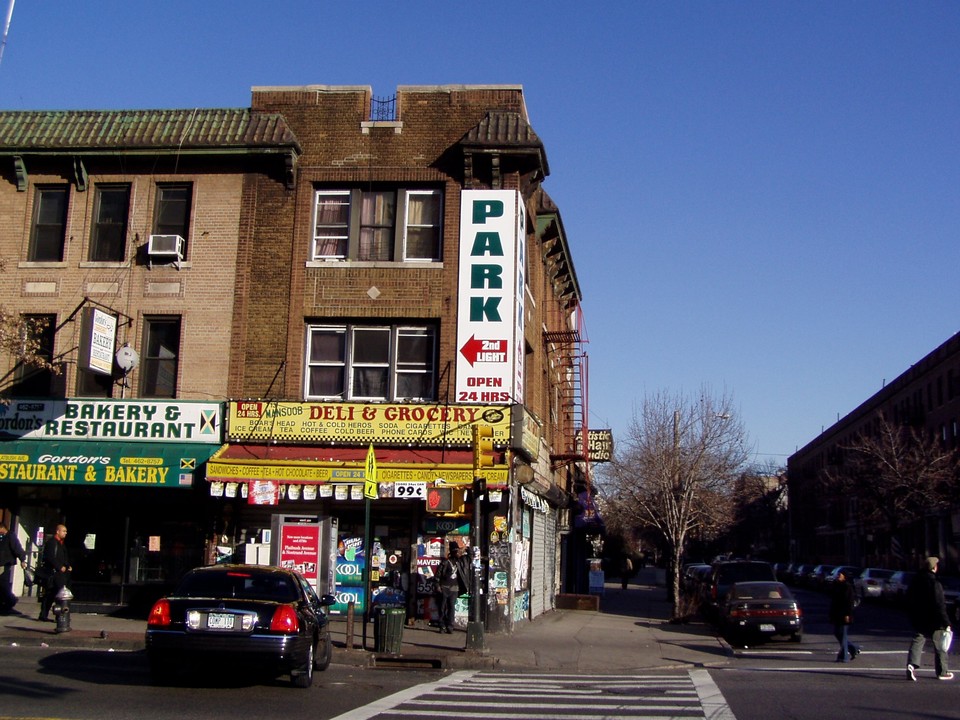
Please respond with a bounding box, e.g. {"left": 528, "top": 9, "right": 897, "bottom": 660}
{"left": 374, "top": 605, "right": 406, "bottom": 653}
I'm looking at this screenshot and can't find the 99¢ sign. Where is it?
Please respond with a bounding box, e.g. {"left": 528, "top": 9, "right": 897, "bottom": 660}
{"left": 394, "top": 482, "right": 426, "bottom": 499}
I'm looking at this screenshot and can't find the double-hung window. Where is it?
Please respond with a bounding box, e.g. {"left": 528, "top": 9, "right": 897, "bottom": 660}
{"left": 311, "top": 188, "right": 442, "bottom": 262}
{"left": 305, "top": 323, "right": 436, "bottom": 401}
{"left": 154, "top": 183, "right": 193, "bottom": 257}
{"left": 140, "top": 316, "right": 181, "bottom": 398}
{"left": 89, "top": 184, "right": 130, "bottom": 262}
{"left": 29, "top": 186, "right": 69, "bottom": 262}
{"left": 10, "top": 314, "right": 56, "bottom": 397}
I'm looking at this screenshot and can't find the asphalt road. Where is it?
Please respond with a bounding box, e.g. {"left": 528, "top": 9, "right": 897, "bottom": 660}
{"left": 1, "top": 587, "right": 958, "bottom": 720}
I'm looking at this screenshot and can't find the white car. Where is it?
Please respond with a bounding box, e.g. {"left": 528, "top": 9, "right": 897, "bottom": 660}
{"left": 853, "top": 568, "right": 894, "bottom": 600}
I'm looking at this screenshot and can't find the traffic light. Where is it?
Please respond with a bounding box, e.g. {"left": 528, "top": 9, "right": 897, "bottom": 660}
{"left": 425, "top": 486, "right": 467, "bottom": 515}
{"left": 472, "top": 424, "right": 495, "bottom": 474}
{"left": 426, "top": 487, "right": 453, "bottom": 512}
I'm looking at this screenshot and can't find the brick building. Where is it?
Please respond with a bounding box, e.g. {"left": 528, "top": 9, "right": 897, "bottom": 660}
{"left": 0, "top": 86, "right": 590, "bottom": 632}
{"left": 787, "top": 331, "right": 960, "bottom": 571}
{"left": 0, "top": 109, "right": 298, "bottom": 604}
{"left": 211, "top": 85, "right": 588, "bottom": 632}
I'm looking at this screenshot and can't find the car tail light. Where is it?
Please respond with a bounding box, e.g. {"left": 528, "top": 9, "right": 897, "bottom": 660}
{"left": 270, "top": 605, "right": 300, "bottom": 633}
{"left": 147, "top": 599, "right": 172, "bottom": 627}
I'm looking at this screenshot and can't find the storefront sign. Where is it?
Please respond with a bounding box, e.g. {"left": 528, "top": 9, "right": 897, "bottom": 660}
{"left": 207, "top": 459, "right": 508, "bottom": 486}
{"left": 0, "top": 440, "right": 216, "bottom": 487}
{"left": 456, "top": 190, "right": 525, "bottom": 405}
{"left": 0, "top": 399, "right": 222, "bottom": 443}
{"left": 79, "top": 307, "right": 117, "bottom": 375}
{"left": 226, "top": 401, "right": 508, "bottom": 445}
{"left": 587, "top": 429, "right": 614, "bottom": 463}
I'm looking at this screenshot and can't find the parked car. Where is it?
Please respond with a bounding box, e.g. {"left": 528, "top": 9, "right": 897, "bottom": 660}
{"left": 788, "top": 563, "right": 813, "bottom": 587}
{"left": 681, "top": 563, "right": 712, "bottom": 598}
{"left": 719, "top": 580, "right": 803, "bottom": 646}
{"left": 881, "top": 570, "right": 915, "bottom": 605}
{"left": 824, "top": 566, "right": 862, "bottom": 588}
{"left": 806, "top": 564, "right": 837, "bottom": 590}
{"left": 938, "top": 576, "right": 960, "bottom": 619}
{"left": 145, "top": 564, "right": 336, "bottom": 688}
{"left": 853, "top": 568, "right": 895, "bottom": 600}
{"left": 703, "top": 561, "right": 777, "bottom": 619}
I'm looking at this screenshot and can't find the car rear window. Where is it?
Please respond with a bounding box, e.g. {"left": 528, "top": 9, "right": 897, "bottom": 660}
{"left": 720, "top": 564, "right": 775, "bottom": 584}
{"left": 176, "top": 571, "right": 299, "bottom": 602}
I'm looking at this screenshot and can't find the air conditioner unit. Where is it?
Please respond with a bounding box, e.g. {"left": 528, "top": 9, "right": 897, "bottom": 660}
{"left": 147, "top": 234, "right": 184, "bottom": 269}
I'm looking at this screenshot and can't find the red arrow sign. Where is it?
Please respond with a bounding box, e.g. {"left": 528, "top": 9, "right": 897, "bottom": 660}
{"left": 459, "top": 335, "right": 508, "bottom": 366}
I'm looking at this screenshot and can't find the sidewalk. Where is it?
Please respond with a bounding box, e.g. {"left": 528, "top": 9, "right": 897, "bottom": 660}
{"left": 0, "top": 570, "right": 730, "bottom": 672}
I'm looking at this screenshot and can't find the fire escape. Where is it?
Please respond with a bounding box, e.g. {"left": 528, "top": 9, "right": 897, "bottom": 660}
{"left": 544, "top": 308, "right": 589, "bottom": 475}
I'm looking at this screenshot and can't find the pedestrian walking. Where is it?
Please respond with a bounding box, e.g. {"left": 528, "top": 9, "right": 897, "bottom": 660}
{"left": 38, "top": 524, "right": 71, "bottom": 623}
{"left": 0, "top": 523, "right": 27, "bottom": 614}
{"left": 905, "top": 556, "right": 953, "bottom": 681}
{"left": 828, "top": 569, "right": 860, "bottom": 662}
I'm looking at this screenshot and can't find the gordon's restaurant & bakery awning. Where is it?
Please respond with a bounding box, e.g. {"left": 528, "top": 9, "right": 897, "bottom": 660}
{"left": 0, "top": 439, "right": 221, "bottom": 488}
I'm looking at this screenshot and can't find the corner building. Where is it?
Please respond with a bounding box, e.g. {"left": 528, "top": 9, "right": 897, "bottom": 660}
{"left": 215, "top": 85, "right": 589, "bottom": 631}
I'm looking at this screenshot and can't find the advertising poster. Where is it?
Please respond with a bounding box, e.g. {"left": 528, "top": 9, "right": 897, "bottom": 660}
{"left": 332, "top": 536, "right": 366, "bottom": 614}
{"left": 278, "top": 522, "right": 320, "bottom": 586}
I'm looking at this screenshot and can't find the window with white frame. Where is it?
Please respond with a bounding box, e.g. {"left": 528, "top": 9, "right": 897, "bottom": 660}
{"left": 305, "top": 323, "right": 436, "bottom": 401}
{"left": 311, "top": 188, "right": 442, "bottom": 262}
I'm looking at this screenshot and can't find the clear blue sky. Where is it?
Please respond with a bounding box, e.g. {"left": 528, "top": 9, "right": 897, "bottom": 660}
{"left": 3, "top": 1, "right": 958, "bottom": 467}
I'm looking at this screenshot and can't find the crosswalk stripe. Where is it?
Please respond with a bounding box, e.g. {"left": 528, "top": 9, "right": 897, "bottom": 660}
{"left": 330, "top": 670, "right": 736, "bottom": 720}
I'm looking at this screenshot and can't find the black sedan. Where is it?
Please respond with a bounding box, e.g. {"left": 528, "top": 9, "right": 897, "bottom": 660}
{"left": 719, "top": 580, "right": 803, "bottom": 646}
{"left": 145, "top": 564, "right": 336, "bottom": 688}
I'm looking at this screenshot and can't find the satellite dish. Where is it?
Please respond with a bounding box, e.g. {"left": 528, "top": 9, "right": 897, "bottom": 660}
{"left": 115, "top": 345, "right": 140, "bottom": 372}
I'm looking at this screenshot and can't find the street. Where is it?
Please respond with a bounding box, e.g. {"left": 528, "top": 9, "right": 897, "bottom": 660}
{"left": 2, "top": 587, "right": 959, "bottom": 720}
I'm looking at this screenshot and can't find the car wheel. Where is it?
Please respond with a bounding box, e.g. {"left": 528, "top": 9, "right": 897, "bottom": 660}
{"left": 790, "top": 631, "right": 802, "bottom": 643}
{"left": 314, "top": 631, "right": 332, "bottom": 671}
{"left": 292, "top": 641, "right": 315, "bottom": 688}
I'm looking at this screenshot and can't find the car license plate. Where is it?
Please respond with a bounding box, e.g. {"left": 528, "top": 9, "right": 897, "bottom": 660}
{"left": 759, "top": 623, "right": 776, "bottom": 632}
{"left": 207, "top": 612, "right": 235, "bottom": 630}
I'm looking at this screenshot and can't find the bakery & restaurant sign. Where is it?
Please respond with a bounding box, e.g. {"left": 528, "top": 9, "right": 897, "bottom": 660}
{"left": 0, "top": 399, "right": 222, "bottom": 443}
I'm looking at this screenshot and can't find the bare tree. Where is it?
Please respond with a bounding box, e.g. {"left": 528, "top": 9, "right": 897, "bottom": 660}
{"left": 729, "top": 461, "right": 788, "bottom": 559}
{"left": 823, "top": 412, "right": 957, "bottom": 542}
{"left": 602, "top": 388, "right": 750, "bottom": 620}
{"left": 0, "top": 258, "right": 60, "bottom": 401}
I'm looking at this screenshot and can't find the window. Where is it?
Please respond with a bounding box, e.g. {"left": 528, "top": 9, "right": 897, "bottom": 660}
{"left": 140, "top": 317, "right": 181, "bottom": 398}
{"left": 311, "top": 188, "right": 442, "bottom": 261}
{"left": 154, "top": 183, "right": 193, "bottom": 255}
{"left": 89, "top": 184, "right": 130, "bottom": 261}
{"left": 404, "top": 190, "right": 442, "bottom": 259}
{"left": 10, "top": 314, "right": 55, "bottom": 397}
{"left": 305, "top": 323, "right": 436, "bottom": 401}
{"left": 29, "top": 186, "right": 69, "bottom": 261}
{"left": 76, "top": 365, "right": 113, "bottom": 398}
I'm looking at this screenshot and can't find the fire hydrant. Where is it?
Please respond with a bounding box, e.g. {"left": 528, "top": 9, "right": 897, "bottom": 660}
{"left": 53, "top": 586, "right": 72, "bottom": 633}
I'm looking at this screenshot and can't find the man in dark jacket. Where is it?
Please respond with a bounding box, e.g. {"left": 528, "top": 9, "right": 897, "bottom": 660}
{"left": 38, "top": 524, "right": 71, "bottom": 622}
{"left": 436, "top": 543, "right": 463, "bottom": 634}
{"left": 828, "top": 569, "right": 860, "bottom": 662}
{"left": 906, "top": 556, "right": 953, "bottom": 681}
{"left": 0, "top": 523, "right": 27, "bottom": 613}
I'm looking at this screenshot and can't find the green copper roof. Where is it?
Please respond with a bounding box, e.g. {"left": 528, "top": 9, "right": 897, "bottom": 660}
{"left": 0, "top": 108, "right": 301, "bottom": 155}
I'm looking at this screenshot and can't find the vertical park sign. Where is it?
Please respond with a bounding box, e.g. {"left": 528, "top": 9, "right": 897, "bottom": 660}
{"left": 456, "top": 190, "right": 525, "bottom": 405}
